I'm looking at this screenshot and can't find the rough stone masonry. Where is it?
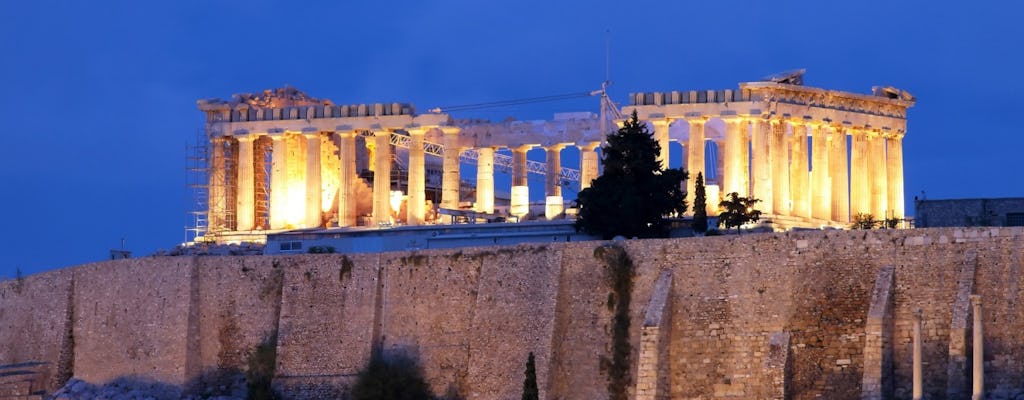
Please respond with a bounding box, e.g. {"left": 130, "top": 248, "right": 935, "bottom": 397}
{"left": 1, "top": 227, "right": 1022, "bottom": 399}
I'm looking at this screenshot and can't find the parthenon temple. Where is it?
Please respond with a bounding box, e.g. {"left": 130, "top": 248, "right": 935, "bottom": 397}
{"left": 196, "top": 72, "right": 914, "bottom": 241}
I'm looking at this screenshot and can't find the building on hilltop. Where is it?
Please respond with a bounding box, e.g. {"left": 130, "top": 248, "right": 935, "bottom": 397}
{"left": 915, "top": 197, "right": 1024, "bottom": 227}
{"left": 193, "top": 71, "right": 914, "bottom": 244}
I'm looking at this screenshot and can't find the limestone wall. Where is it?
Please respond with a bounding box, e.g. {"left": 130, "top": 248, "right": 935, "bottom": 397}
{"left": 0, "top": 227, "right": 1022, "bottom": 399}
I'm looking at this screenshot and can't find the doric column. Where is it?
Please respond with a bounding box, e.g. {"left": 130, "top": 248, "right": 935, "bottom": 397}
{"left": 870, "top": 131, "right": 888, "bottom": 220}
{"left": 830, "top": 125, "right": 850, "bottom": 223}
{"left": 209, "top": 136, "right": 227, "bottom": 232}
{"left": 304, "top": 132, "right": 322, "bottom": 228}
{"left": 686, "top": 117, "right": 706, "bottom": 213}
{"left": 651, "top": 119, "right": 672, "bottom": 169}
{"left": 714, "top": 139, "right": 725, "bottom": 187}
{"left": 810, "top": 122, "right": 830, "bottom": 221}
{"left": 407, "top": 128, "right": 427, "bottom": 225}
{"left": 337, "top": 131, "right": 357, "bottom": 227}
{"left": 789, "top": 120, "right": 810, "bottom": 219}
{"left": 371, "top": 130, "right": 392, "bottom": 225}
{"left": 579, "top": 141, "right": 601, "bottom": 190}
{"left": 850, "top": 128, "right": 871, "bottom": 216}
{"left": 751, "top": 117, "right": 773, "bottom": 215}
{"left": 722, "top": 117, "right": 746, "bottom": 197}
{"left": 887, "top": 134, "right": 906, "bottom": 219}
{"left": 913, "top": 309, "right": 923, "bottom": 400}
{"left": 235, "top": 135, "right": 256, "bottom": 231}
{"left": 441, "top": 127, "right": 461, "bottom": 209}
{"left": 545, "top": 144, "right": 565, "bottom": 219}
{"left": 476, "top": 146, "right": 495, "bottom": 214}
{"left": 770, "top": 119, "right": 790, "bottom": 215}
{"left": 971, "top": 295, "right": 984, "bottom": 400}
{"left": 269, "top": 135, "right": 287, "bottom": 230}
{"left": 511, "top": 145, "right": 533, "bottom": 219}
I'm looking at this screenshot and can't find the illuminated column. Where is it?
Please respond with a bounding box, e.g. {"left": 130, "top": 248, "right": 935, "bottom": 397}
{"left": 269, "top": 135, "right": 287, "bottom": 229}
{"left": 739, "top": 120, "right": 750, "bottom": 196}
{"left": 579, "top": 141, "right": 600, "bottom": 190}
{"left": 545, "top": 144, "right": 565, "bottom": 219}
{"left": 887, "top": 134, "right": 906, "bottom": 219}
{"left": 304, "top": 133, "right": 322, "bottom": 228}
{"left": 971, "top": 295, "right": 985, "bottom": 400}
{"left": 651, "top": 119, "right": 671, "bottom": 169}
{"left": 714, "top": 139, "right": 725, "bottom": 187}
{"left": 337, "top": 131, "right": 357, "bottom": 227}
{"left": 830, "top": 125, "right": 850, "bottom": 223}
{"left": 770, "top": 119, "right": 790, "bottom": 215}
{"left": 686, "top": 117, "right": 706, "bottom": 213}
{"left": 870, "top": 131, "right": 889, "bottom": 220}
{"left": 208, "top": 136, "right": 227, "bottom": 232}
{"left": 850, "top": 128, "right": 871, "bottom": 216}
{"left": 810, "top": 123, "right": 830, "bottom": 220}
{"left": 441, "top": 128, "right": 461, "bottom": 209}
{"left": 235, "top": 135, "right": 255, "bottom": 231}
{"left": 476, "top": 146, "right": 495, "bottom": 214}
{"left": 751, "top": 118, "right": 773, "bottom": 215}
{"left": 912, "top": 309, "right": 923, "bottom": 400}
{"left": 722, "top": 117, "right": 745, "bottom": 197}
{"left": 511, "top": 145, "right": 532, "bottom": 219}
{"left": 407, "top": 128, "right": 426, "bottom": 225}
{"left": 372, "top": 130, "right": 392, "bottom": 225}
{"left": 789, "top": 121, "right": 810, "bottom": 219}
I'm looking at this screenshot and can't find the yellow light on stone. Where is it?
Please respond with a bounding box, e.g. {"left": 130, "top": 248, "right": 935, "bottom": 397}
{"left": 510, "top": 185, "right": 529, "bottom": 219}
{"left": 706, "top": 184, "right": 720, "bottom": 216}
{"left": 390, "top": 190, "right": 404, "bottom": 215}
{"left": 545, "top": 196, "right": 564, "bottom": 220}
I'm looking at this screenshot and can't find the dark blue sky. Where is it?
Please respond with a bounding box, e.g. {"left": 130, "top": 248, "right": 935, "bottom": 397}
{"left": 2, "top": 0, "right": 1021, "bottom": 276}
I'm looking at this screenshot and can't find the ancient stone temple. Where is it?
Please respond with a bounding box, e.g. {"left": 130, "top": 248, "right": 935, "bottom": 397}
{"left": 196, "top": 72, "right": 914, "bottom": 242}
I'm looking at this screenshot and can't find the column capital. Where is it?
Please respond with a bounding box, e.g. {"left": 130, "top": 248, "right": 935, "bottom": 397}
{"left": 303, "top": 132, "right": 322, "bottom": 139}
{"left": 578, "top": 141, "right": 601, "bottom": 152}
{"left": 684, "top": 116, "right": 708, "bottom": 124}
{"left": 913, "top": 307, "right": 923, "bottom": 320}
{"left": 235, "top": 134, "right": 256, "bottom": 143}
{"left": 440, "top": 126, "right": 461, "bottom": 135}
{"left": 406, "top": 127, "right": 428, "bottom": 136}
{"left": 970, "top": 294, "right": 983, "bottom": 307}
{"left": 372, "top": 129, "right": 392, "bottom": 137}
{"left": 649, "top": 118, "right": 673, "bottom": 128}
{"left": 335, "top": 130, "right": 358, "bottom": 139}
{"left": 513, "top": 144, "right": 535, "bottom": 153}
{"left": 546, "top": 143, "right": 568, "bottom": 152}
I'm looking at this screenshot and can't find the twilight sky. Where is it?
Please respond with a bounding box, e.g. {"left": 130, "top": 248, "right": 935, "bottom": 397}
{"left": 1, "top": 0, "right": 1021, "bottom": 276}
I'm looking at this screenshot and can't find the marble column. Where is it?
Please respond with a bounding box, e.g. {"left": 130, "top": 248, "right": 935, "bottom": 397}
{"left": 870, "top": 131, "right": 889, "bottom": 220}
{"left": 972, "top": 295, "right": 984, "bottom": 400}
{"left": 686, "top": 117, "right": 706, "bottom": 213}
{"left": 770, "top": 119, "right": 790, "bottom": 215}
{"left": 209, "top": 136, "right": 227, "bottom": 231}
{"left": 579, "top": 141, "right": 600, "bottom": 190}
{"left": 441, "top": 128, "right": 461, "bottom": 209}
{"left": 476, "top": 146, "right": 495, "bottom": 214}
{"left": 304, "top": 133, "right": 322, "bottom": 228}
{"left": 913, "top": 309, "right": 923, "bottom": 400}
{"left": 751, "top": 118, "right": 773, "bottom": 215}
{"left": 235, "top": 135, "right": 255, "bottom": 231}
{"left": 810, "top": 123, "right": 831, "bottom": 221}
{"left": 407, "top": 128, "right": 426, "bottom": 225}
{"left": 372, "top": 130, "right": 392, "bottom": 225}
{"left": 789, "top": 121, "right": 810, "bottom": 219}
{"left": 722, "top": 117, "right": 746, "bottom": 197}
{"left": 850, "top": 128, "right": 871, "bottom": 217}
{"left": 651, "top": 119, "right": 672, "bottom": 169}
{"left": 887, "top": 134, "right": 906, "bottom": 219}
{"left": 337, "top": 131, "right": 357, "bottom": 227}
{"left": 269, "top": 135, "right": 287, "bottom": 230}
{"left": 830, "top": 125, "right": 850, "bottom": 223}
{"left": 511, "top": 145, "right": 532, "bottom": 219}
{"left": 545, "top": 144, "right": 565, "bottom": 219}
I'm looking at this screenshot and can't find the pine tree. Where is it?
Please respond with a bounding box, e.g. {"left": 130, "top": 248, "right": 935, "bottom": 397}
{"left": 717, "top": 192, "right": 761, "bottom": 235}
{"left": 575, "top": 110, "right": 688, "bottom": 239}
{"left": 692, "top": 172, "right": 708, "bottom": 234}
{"left": 521, "top": 352, "right": 539, "bottom": 400}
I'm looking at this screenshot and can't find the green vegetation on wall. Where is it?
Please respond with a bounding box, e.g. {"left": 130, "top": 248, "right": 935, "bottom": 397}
{"left": 595, "top": 243, "right": 635, "bottom": 400}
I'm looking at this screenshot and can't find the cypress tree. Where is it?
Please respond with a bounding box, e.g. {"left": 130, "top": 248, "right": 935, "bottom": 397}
{"left": 692, "top": 172, "right": 708, "bottom": 234}
{"left": 521, "top": 352, "right": 538, "bottom": 400}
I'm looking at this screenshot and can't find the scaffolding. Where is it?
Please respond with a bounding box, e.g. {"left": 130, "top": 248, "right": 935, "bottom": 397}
{"left": 185, "top": 129, "right": 209, "bottom": 242}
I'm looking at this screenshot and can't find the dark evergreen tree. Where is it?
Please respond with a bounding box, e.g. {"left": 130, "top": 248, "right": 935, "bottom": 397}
{"left": 521, "top": 352, "right": 538, "bottom": 400}
{"left": 351, "top": 350, "right": 431, "bottom": 400}
{"left": 575, "top": 110, "right": 688, "bottom": 239}
{"left": 692, "top": 172, "right": 708, "bottom": 234}
{"left": 716, "top": 192, "right": 761, "bottom": 235}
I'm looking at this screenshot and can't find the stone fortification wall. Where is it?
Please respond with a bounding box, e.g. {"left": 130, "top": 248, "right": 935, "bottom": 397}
{"left": 0, "top": 268, "right": 73, "bottom": 392}
{"left": 0, "top": 227, "right": 1022, "bottom": 399}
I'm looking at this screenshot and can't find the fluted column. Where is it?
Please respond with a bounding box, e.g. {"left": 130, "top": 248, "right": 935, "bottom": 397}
{"left": 511, "top": 145, "right": 532, "bottom": 219}
{"left": 407, "top": 128, "right": 426, "bottom": 225}
{"left": 850, "top": 128, "right": 871, "bottom": 216}
{"left": 722, "top": 117, "right": 746, "bottom": 197}
{"left": 441, "top": 127, "right": 461, "bottom": 209}
{"left": 651, "top": 119, "right": 672, "bottom": 169}
{"left": 337, "top": 131, "right": 357, "bottom": 227}
{"left": 304, "top": 133, "right": 322, "bottom": 228}
{"left": 579, "top": 141, "right": 600, "bottom": 190}
{"left": 686, "top": 117, "right": 706, "bottom": 213}
{"left": 476, "top": 146, "right": 495, "bottom": 214}
{"left": 235, "top": 135, "right": 256, "bottom": 231}
{"left": 972, "top": 295, "right": 984, "bottom": 400}
{"left": 545, "top": 144, "right": 565, "bottom": 219}
{"left": 789, "top": 121, "right": 810, "bottom": 219}
{"left": 810, "top": 123, "right": 830, "bottom": 221}
{"left": 830, "top": 125, "right": 850, "bottom": 223}
{"left": 751, "top": 118, "right": 773, "bottom": 215}
{"left": 887, "top": 134, "right": 905, "bottom": 219}
{"left": 269, "top": 135, "right": 287, "bottom": 230}
{"left": 372, "top": 130, "right": 392, "bottom": 225}
{"left": 870, "top": 131, "right": 888, "bottom": 220}
{"left": 770, "top": 119, "right": 790, "bottom": 215}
